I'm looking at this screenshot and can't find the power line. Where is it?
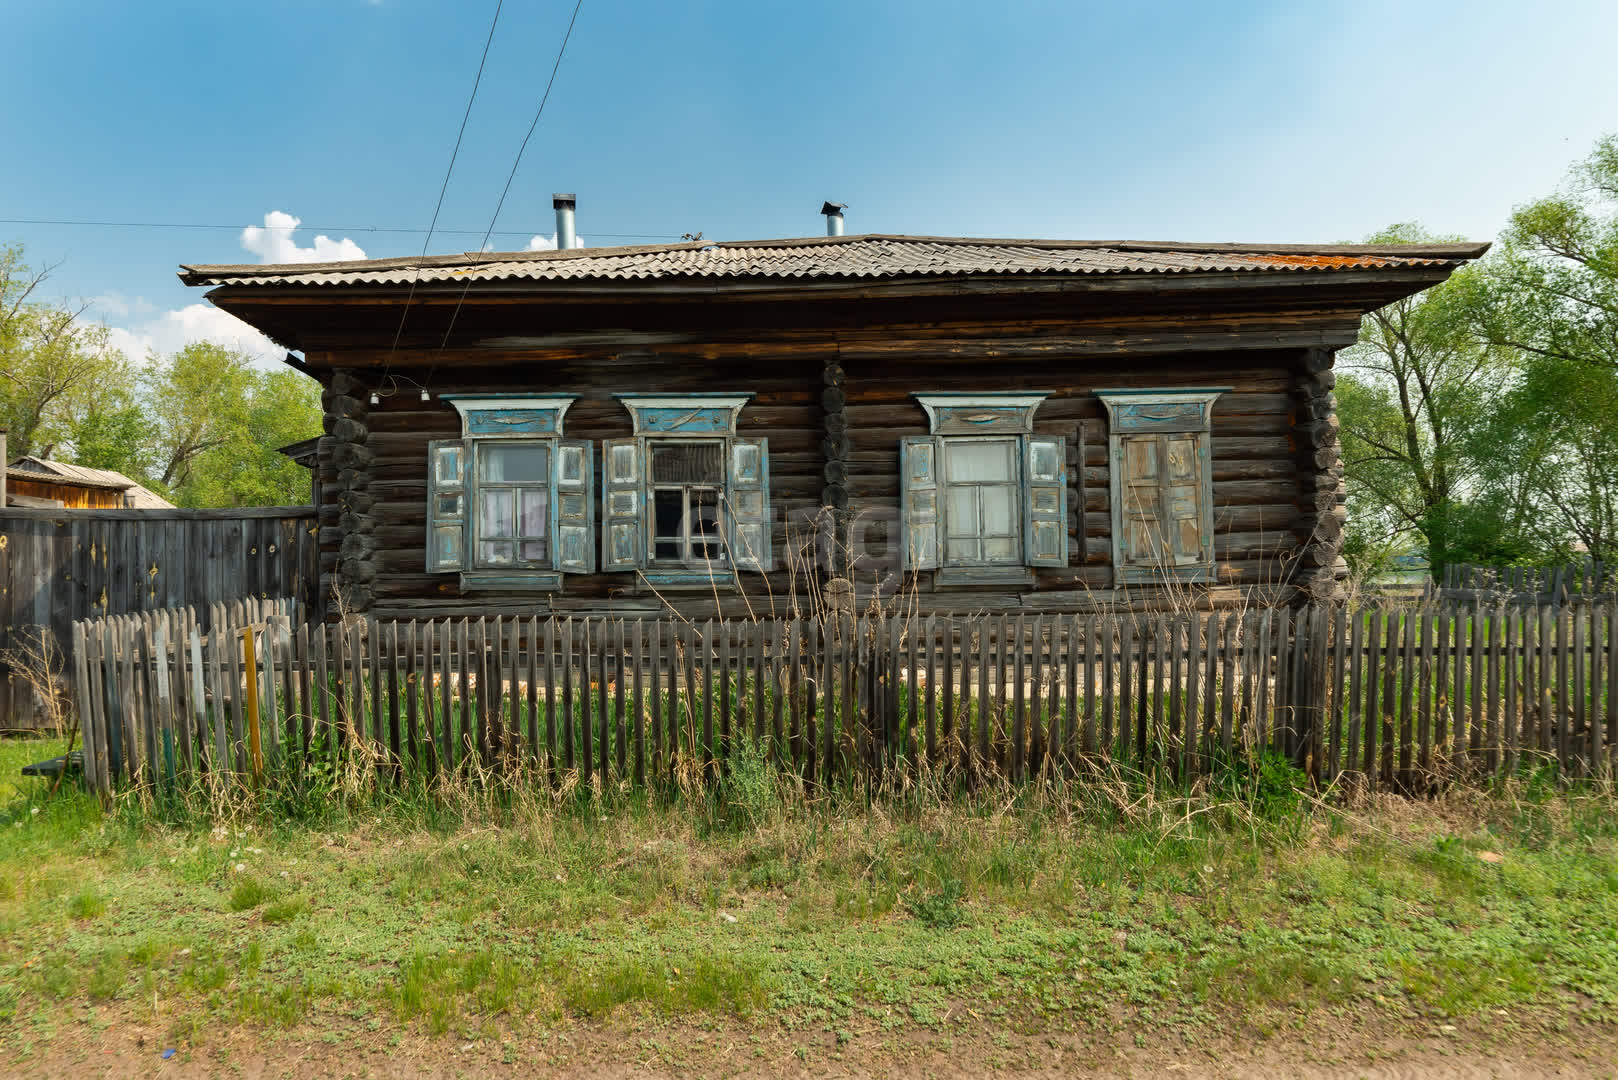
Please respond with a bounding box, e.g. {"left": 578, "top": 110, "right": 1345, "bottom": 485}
{"left": 387, "top": 0, "right": 505, "bottom": 373}
{"left": 436, "top": 0, "right": 585, "bottom": 360}
{"left": 0, "top": 217, "right": 679, "bottom": 241}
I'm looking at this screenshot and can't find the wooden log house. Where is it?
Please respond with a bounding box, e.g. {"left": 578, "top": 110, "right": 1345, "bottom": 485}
{"left": 179, "top": 229, "right": 1486, "bottom": 621}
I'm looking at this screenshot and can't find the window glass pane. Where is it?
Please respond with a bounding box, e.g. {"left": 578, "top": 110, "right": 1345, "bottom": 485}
{"left": 480, "top": 489, "right": 514, "bottom": 539}
{"left": 478, "top": 443, "right": 549, "bottom": 484}
{"left": 945, "top": 440, "right": 1014, "bottom": 483}
{"left": 479, "top": 540, "right": 514, "bottom": 565}
{"left": 653, "top": 490, "right": 684, "bottom": 542}
{"left": 651, "top": 442, "right": 722, "bottom": 484}
{"left": 945, "top": 488, "right": 977, "bottom": 538}
{"left": 1029, "top": 441, "right": 1061, "bottom": 481}
{"left": 984, "top": 538, "right": 1017, "bottom": 561}
{"left": 519, "top": 489, "right": 548, "bottom": 537}
{"left": 520, "top": 540, "right": 548, "bottom": 562}
{"left": 434, "top": 445, "right": 464, "bottom": 487}
{"left": 980, "top": 486, "right": 1015, "bottom": 534}
{"left": 946, "top": 539, "right": 977, "bottom": 563}
{"left": 691, "top": 490, "right": 720, "bottom": 538}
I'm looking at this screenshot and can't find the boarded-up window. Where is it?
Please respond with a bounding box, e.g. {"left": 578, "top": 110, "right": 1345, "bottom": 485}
{"left": 1098, "top": 389, "right": 1225, "bottom": 584}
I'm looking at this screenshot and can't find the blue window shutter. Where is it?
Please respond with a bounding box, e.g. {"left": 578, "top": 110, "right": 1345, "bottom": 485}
{"left": 425, "top": 440, "right": 468, "bottom": 573}
{"left": 899, "top": 436, "right": 940, "bottom": 571}
{"left": 728, "top": 437, "right": 771, "bottom": 572}
{"left": 1023, "top": 435, "right": 1067, "bottom": 567}
{"left": 601, "top": 438, "right": 645, "bottom": 572}
{"left": 554, "top": 439, "right": 595, "bottom": 574}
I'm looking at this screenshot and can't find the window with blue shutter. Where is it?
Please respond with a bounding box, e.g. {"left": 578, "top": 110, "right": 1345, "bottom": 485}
{"left": 901, "top": 393, "right": 1067, "bottom": 573}
{"left": 607, "top": 395, "right": 770, "bottom": 579}
{"left": 426, "top": 396, "right": 586, "bottom": 590}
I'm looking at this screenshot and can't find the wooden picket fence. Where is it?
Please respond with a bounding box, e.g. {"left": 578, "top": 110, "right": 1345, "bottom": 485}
{"left": 70, "top": 600, "right": 1617, "bottom": 799}
{"left": 1441, "top": 561, "right": 1618, "bottom": 606}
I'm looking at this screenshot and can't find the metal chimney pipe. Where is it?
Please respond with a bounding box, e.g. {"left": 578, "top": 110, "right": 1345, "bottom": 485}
{"left": 553, "top": 193, "right": 577, "bottom": 250}
{"left": 821, "top": 201, "right": 846, "bottom": 237}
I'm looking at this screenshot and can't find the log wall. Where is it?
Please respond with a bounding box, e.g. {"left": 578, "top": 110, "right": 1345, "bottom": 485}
{"left": 297, "top": 291, "right": 1353, "bottom": 620}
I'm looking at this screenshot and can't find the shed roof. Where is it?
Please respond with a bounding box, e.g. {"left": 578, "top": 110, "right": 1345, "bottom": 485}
{"left": 179, "top": 234, "right": 1490, "bottom": 289}
{"left": 7, "top": 457, "right": 175, "bottom": 508}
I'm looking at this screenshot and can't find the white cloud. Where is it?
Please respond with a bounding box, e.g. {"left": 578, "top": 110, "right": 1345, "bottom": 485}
{"left": 97, "top": 300, "right": 280, "bottom": 367}
{"left": 526, "top": 233, "right": 585, "bottom": 251}
{"left": 240, "top": 210, "right": 367, "bottom": 264}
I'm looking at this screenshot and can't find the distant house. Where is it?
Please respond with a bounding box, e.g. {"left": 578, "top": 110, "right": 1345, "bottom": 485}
{"left": 179, "top": 210, "right": 1487, "bottom": 620}
{"left": 5, "top": 457, "right": 174, "bottom": 510}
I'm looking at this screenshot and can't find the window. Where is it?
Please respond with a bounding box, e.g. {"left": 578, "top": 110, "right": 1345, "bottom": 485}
{"left": 650, "top": 440, "right": 725, "bottom": 565}
{"left": 603, "top": 395, "right": 771, "bottom": 577}
{"left": 899, "top": 393, "right": 1067, "bottom": 573}
{"left": 1097, "top": 389, "right": 1227, "bottom": 583}
{"left": 425, "top": 396, "right": 594, "bottom": 586}
{"left": 475, "top": 443, "right": 550, "bottom": 567}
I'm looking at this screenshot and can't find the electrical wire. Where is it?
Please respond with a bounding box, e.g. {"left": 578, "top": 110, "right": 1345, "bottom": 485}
{"left": 0, "top": 218, "right": 678, "bottom": 241}
{"left": 384, "top": 0, "right": 505, "bottom": 383}
{"left": 434, "top": 0, "right": 584, "bottom": 362}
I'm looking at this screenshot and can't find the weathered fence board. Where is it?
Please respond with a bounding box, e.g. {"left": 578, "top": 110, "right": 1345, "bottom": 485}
{"left": 0, "top": 507, "right": 317, "bottom": 730}
{"left": 70, "top": 600, "right": 1618, "bottom": 800}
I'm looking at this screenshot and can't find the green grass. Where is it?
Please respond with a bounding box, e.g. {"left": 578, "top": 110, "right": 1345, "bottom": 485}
{"left": 3, "top": 733, "right": 1618, "bottom": 1057}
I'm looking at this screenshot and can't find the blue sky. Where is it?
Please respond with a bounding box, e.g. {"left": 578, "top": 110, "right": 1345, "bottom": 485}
{"left": 6, "top": 0, "right": 1617, "bottom": 363}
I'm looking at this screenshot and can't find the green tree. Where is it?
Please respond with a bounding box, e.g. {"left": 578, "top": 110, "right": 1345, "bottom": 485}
{"left": 1455, "top": 135, "right": 1618, "bottom": 563}
{"left": 0, "top": 244, "right": 134, "bottom": 459}
{"left": 176, "top": 368, "right": 320, "bottom": 507}
{"left": 1335, "top": 225, "right": 1514, "bottom": 574}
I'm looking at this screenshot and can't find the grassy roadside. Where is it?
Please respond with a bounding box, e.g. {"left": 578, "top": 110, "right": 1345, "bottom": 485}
{"left": 2, "top": 735, "right": 1618, "bottom": 1070}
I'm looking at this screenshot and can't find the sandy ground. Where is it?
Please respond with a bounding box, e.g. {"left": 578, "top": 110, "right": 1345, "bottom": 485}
{"left": 12, "top": 1008, "right": 1618, "bottom": 1079}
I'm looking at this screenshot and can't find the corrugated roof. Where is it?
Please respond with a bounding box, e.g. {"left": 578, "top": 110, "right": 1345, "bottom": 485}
{"left": 8, "top": 458, "right": 175, "bottom": 508}
{"left": 179, "top": 234, "right": 1489, "bottom": 289}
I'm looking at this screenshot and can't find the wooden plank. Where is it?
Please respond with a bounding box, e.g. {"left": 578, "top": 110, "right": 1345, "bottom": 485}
{"left": 1503, "top": 607, "right": 1518, "bottom": 777}
{"left": 841, "top": 615, "right": 855, "bottom": 785}
{"left": 1416, "top": 610, "right": 1433, "bottom": 780}
{"left": 599, "top": 620, "right": 612, "bottom": 782}
{"left": 1254, "top": 609, "right": 1273, "bottom": 753}
{"left": 632, "top": 620, "right": 645, "bottom": 786}
{"left": 1360, "top": 609, "right": 1379, "bottom": 784}
{"left": 1398, "top": 608, "right": 1415, "bottom": 786}
{"left": 526, "top": 615, "right": 540, "bottom": 769}
{"left": 1573, "top": 606, "right": 1588, "bottom": 778}
{"left": 1538, "top": 606, "right": 1553, "bottom": 759}
{"left": 579, "top": 618, "right": 594, "bottom": 784}
{"left": 1468, "top": 603, "right": 1485, "bottom": 767}
{"left": 923, "top": 615, "right": 937, "bottom": 765}
{"left": 1073, "top": 614, "right": 1088, "bottom": 761}
{"left": 228, "top": 608, "right": 248, "bottom": 774}
{"left": 684, "top": 620, "right": 699, "bottom": 778}
{"left": 1607, "top": 601, "right": 1617, "bottom": 779}
{"left": 1555, "top": 608, "right": 1570, "bottom": 775}
{"left": 561, "top": 619, "right": 576, "bottom": 772}
{"left": 1101, "top": 616, "right": 1116, "bottom": 756}
{"left": 823, "top": 615, "right": 838, "bottom": 782}
{"left": 788, "top": 619, "right": 802, "bottom": 773}
{"left": 614, "top": 620, "right": 628, "bottom": 780}
{"left": 977, "top": 618, "right": 992, "bottom": 770}
{"left": 718, "top": 620, "right": 733, "bottom": 753}
{"left": 703, "top": 620, "right": 717, "bottom": 770}
{"left": 1488, "top": 605, "right": 1504, "bottom": 775}
{"left": 1380, "top": 611, "right": 1398, "bottom": 789}
{"left": 1013, "top": 613, "right": 1027, "bottom": 782}
{"left": 773, "top": 620, "right": 787, "bottom": 767}
{"left": 647, "top": 620, "right": 662, "bottom": 776}
{"left": 805, "top": 619, "right": 820, "bottom": 787}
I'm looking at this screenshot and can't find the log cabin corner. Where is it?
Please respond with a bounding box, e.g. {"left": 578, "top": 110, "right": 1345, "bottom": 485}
{"left": 178, "top": 214, "right": 1487, "bottom": 623}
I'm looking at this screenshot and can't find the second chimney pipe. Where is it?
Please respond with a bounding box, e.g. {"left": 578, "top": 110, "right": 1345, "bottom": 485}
{"left": 821, "top": 201, "right": 846, "bottom": 237}
{"left": 554, "top": 193, "right": 577, "bottom": 250}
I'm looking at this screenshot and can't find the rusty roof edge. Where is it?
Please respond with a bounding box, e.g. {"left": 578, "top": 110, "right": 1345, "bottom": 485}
{"left": 178, "top": 234, "right": 1492, "bottom": 283}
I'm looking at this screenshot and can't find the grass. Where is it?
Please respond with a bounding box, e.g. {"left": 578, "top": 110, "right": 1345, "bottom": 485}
{"left": 3, "top": 732, "right": 1618, "bottom": 1063}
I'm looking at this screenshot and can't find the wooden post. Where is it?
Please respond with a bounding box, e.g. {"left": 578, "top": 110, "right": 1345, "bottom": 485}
{"left": 241, "top": 626, "right": 262, "bottom": 780}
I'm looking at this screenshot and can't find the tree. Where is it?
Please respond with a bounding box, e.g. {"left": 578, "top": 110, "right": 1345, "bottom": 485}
{"left": 1335, "top": 225, "right": 1515, "bottom": 572}
{"left": 1441, "top": 136, "right": 1618, "bottom": 564}
{"left": 175, "top": 367, "right": 320, "bottom": 507}
{"left": 142, "top": 341, "right": 258, "bottom": 491}
{"left": 0, "top": 244, "right": 134, "bottom": 459}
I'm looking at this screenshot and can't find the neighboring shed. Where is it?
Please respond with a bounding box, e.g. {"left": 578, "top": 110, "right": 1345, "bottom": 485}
{"left": 178, "top": 227, "right": 1488, "bottom": 621}
{"left": 6, "top": 457, "right": 174, "bottom": 510}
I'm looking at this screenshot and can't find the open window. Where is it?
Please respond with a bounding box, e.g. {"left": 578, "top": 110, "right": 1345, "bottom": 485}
{"left": 603, "top": 395, "right": 770, "bottom": 582}
{"left": 899, "top": 393, "right": 1067, "bottom": 576}
{"left": 1097, "top": 389, "right": 1227, "bottom": 584}
{"left": 425, "top": 396, "right": 593, "bottom": 590}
